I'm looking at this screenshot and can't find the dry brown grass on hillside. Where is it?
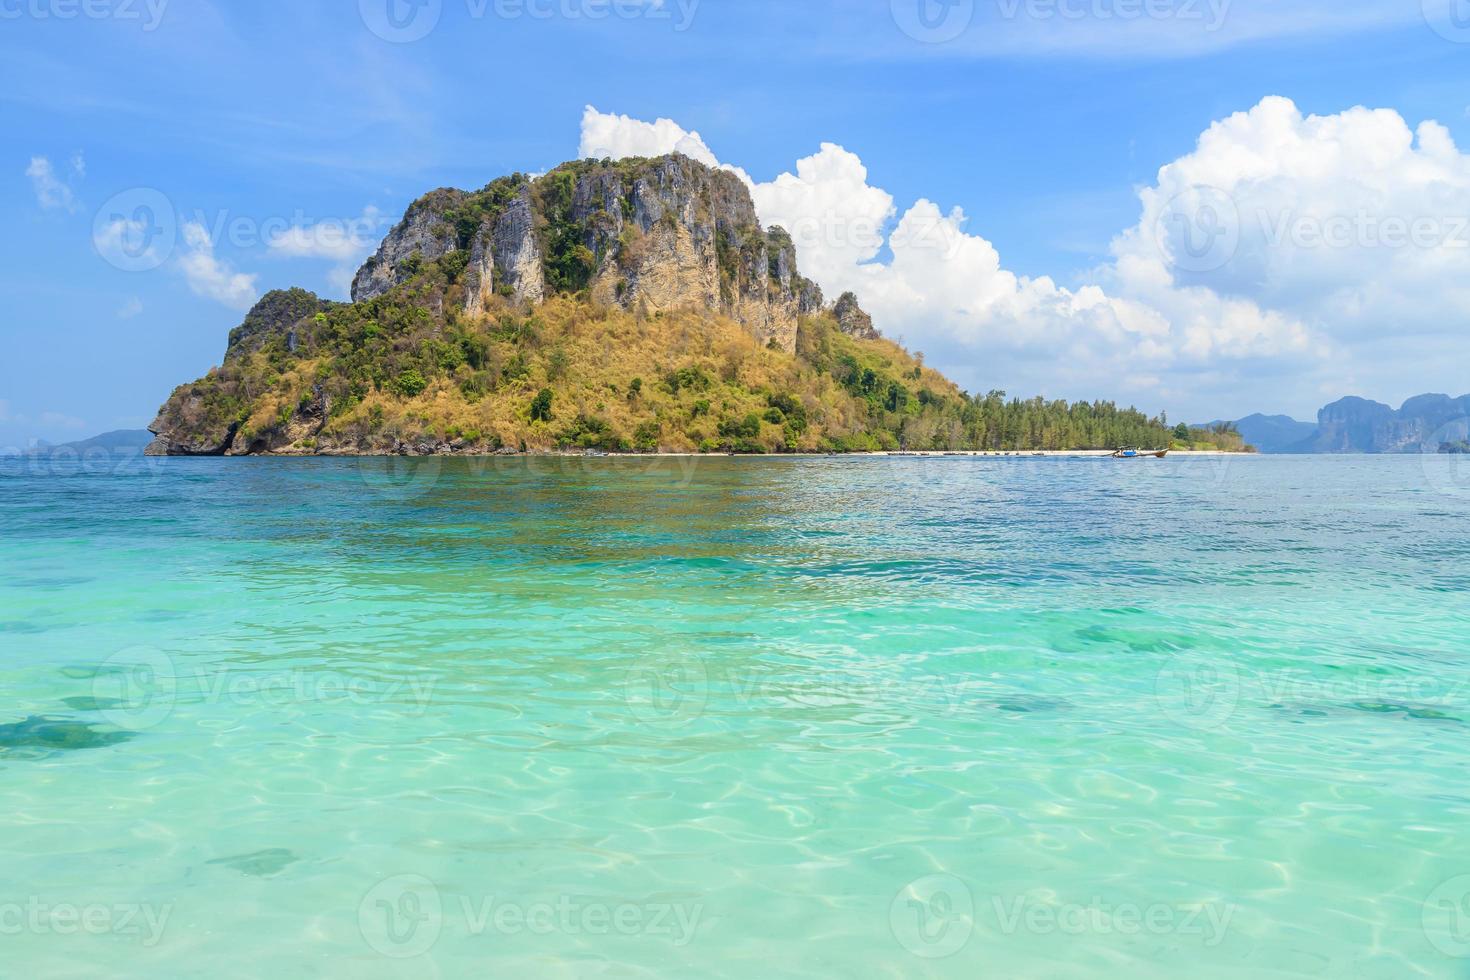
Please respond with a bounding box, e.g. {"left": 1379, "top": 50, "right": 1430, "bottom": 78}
{"left": 235, "top": 296, "right": 946, "bottom": 454}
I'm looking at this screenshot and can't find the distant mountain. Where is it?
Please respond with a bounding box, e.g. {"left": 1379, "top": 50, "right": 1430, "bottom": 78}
{"left": 1201, "top": 414, "right": 1318, "bottom": 454}
{"left": 26, "top": 429, "right": 153, "bottom": 456}
{"left": 1300, "top": 394, "right": 1470, "bottom": 453}
{"left": 1212, "top": 394, "right": 1470, "bottom": 453}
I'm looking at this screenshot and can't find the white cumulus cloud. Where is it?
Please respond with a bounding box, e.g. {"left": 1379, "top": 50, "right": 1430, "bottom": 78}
{"left": 579, "top": 106, "right": 720, "bottom": 168}
{"left": 1110, "top": 96, "right": 1470, "bottom": 339}
{"left": 26, "top": 156, "right": 79, "bottom": 212}
{"left": 267, "top": 206, "right": 386, "bottom": 298}
{"left": 267, "top": 206, "right": 383, "bottom": 262}
{"left": 577, "top": 101, "right": 1470, "bottom": 415}
{"left": 577, "top": 106, "right": 1303, "bottom": 401}
{"left": 178, "top": 221, "right": 259, "bottom": 310}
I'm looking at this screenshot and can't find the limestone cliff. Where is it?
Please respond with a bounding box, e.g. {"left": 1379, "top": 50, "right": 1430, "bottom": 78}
{"left": 1296, "top": 394, "right": 1470, "bottom": 453}
{"left": 349, "top": 154, "right": 824, "bottom": 353}
{"left": 833, "top": 291, "right": 879, "bottom": 341}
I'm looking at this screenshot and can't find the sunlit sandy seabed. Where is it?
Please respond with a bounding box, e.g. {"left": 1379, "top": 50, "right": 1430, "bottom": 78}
{"left": 2, "top": 454, "right": 1468, "bottom": 978}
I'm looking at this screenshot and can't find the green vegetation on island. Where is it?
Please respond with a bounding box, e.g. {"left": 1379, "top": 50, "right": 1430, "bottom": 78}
{"left": 147, "top": 154, "right": 1249, "bottom": 457}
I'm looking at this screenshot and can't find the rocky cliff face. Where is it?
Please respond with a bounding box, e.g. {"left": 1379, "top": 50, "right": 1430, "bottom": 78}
{"left": 833, "top": 291, "right": 879, "bottom": 341}
{"left": 147, "top": 288, "right": 337, "bottom": 456}
{"left": 350, "top": 154, "right": 826, "bottom": 353}
{"left": 225, "top": 287, "right": 335, "bottom": 361}
{"left": 1284, "top": 394, "right": 1470, "bottom": 453}
{"left": 463, "top": 186, "right": 545, "bottom": 313}
{"left": 351, "top": 189, "right": 465, "bottom": 303}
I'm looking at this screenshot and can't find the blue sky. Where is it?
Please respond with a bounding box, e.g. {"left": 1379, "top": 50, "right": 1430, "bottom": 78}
{"left": 4, "top": 0, "right": 1470, "bottom": 446}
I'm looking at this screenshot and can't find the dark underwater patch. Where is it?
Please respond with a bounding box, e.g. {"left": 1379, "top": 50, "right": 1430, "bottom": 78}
{"left": 0, "top": 621, "right": 48, "bottom": 635}
{"left": 1268, "top": 701, "right": 1462, "bottom": 724}
{"left": 60, "top": 696, "right": 127, "bottom": 712}
{"left": 1347, "top": 701, "right": 1461, "bottom": 723}
{"left": 993, "top": 695, "right": 1072, "bottom": 714}
{"left": 206, "top": 849, "right": 300, "bottom": 878}
{"left": 0, "top": 716, "right": 136, "bottom": 758}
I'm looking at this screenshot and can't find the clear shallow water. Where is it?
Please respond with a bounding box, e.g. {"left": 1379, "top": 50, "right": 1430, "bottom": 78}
{"left": 2, "top": 453, "right": 1469, "bottom": 978}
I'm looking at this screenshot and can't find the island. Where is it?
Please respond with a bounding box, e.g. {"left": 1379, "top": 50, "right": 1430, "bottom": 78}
{"left": 147, "top": 154, "right": 1247, "bottom": 457}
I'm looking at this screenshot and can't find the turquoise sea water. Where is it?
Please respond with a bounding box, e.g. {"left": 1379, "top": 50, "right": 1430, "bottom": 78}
{"left": 2, "top": 453, "right": 1469, "bottom": 978}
